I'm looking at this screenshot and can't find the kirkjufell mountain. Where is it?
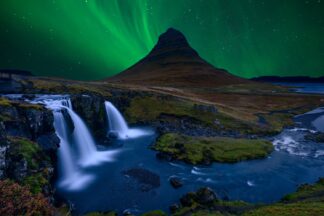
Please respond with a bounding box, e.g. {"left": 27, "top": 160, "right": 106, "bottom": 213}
{"left": 107, "top": 28, "right": 248, "bottom": 87}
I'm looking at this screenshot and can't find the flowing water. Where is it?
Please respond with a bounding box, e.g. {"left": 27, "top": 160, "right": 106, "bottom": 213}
{"left": 105, "top": 101, "right": 149, "bottom": 139}
{"left": 3, "top": 93, "right": 324, "bottom": 215}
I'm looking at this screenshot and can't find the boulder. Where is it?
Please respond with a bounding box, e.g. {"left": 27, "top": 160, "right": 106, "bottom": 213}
{"left": 169, "top": 177, "right": 183, "bottom": 188}
{"left": 195, "top": 187, "right": 218, "bottom": 204}
{"left": 169, "top": 203, "right": 180, "bottom": 213}
{"left": 305, "top": 132, "right": 324, "bottom": 143}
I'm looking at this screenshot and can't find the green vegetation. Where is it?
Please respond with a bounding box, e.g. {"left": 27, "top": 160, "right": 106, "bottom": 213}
{"left": 125, "top": 96, "right": 264, "bottom": 134}
{"left": 0, "top": 97, "right": 12, "bottom": 106}
{"left": 9, "top": 137, "right": 42, "bottom": 169}
{"left": 15, "top": 102, "right": 44, "bottom": 110}
{"left": 281, "top": 178, "right": 324, "bottom": 203}
{"left": 29, "top": 78, "right": 112, "bottom": 96}
{"left": 154, "top": 133, "right": 273, "bottom": 164}
{"left": 261, "top": 113, "right": 295, "bottom": 133}
{"left": 244, "top": 202, "right": 324, "bottom": 216}
{"left": 172, "top": 179, "right": 324, "bottom": 216}
{"left": 22, "top": 172, "right": 48, "bottom": 194}
{"left": 141, "top": 210, "right": 167, "bottom": 216}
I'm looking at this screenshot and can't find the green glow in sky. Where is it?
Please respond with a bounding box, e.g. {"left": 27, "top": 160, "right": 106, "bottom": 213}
{"left": 0, "top": 0, "right": 323, "bottom": 80}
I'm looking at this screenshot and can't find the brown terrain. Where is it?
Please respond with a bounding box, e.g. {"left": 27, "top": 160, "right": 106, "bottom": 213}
{"left": 105, "top": 28, "right": 324, "bottom": 124}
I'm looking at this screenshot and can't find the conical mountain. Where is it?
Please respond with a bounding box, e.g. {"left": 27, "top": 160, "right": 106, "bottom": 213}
{"left": 107, "top": 28, "right": 248, "bottom": 87}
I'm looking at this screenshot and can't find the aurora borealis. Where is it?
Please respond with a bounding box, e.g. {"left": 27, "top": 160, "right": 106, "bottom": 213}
{"left": 0, "top": 0, "right": 323, "bottom": 80}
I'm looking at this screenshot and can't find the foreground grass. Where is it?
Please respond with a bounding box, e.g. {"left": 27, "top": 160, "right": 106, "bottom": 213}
{"left": 170, "top": 178, "right": 324, "bottom": 216}
{"left": 153, "top": 133, "right": 273, "bottom": 164}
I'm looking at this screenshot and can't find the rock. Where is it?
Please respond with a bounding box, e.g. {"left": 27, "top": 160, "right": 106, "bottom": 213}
{"left": 0, "top": 122, "right": 8, "bottom": 179}
{"left": 180, "top": 187, "right": 219, "bottom": 207}
{"left": 169, "top": 177, "right": 183, "bottom": 188}
{"left": 9, "top": 158, "right": 28, "bottom": 181}
{"left": 107, "top": 131, "right": 119, "bottom": 139}
{"left": 61, "top": 108, "right": 74, "bottom": 134}
{"left": 0, "top": 146, "right": 7, "bottom": 179}
{"left": 305, "top": 132, "right": 324, "bottom": 143}
{"left": 180, "top": 192, "right": 196, "bottom": 207}
{"left": 71, "top": 94, "right": 107, "bottom": 143}
{"left": 36, "top": 133, "right": 60, "bottom": 151}
{"left": 195, "top": 187, "right": 218, "bottom": 204}
{"left": 169, "top": 204, "right": 180, "bottom": 213}
{"left": 156, "top": 152, "right": 173, "bottom": 161}
{"left": 123, "top": 209, "right": 134, "bottom": 216}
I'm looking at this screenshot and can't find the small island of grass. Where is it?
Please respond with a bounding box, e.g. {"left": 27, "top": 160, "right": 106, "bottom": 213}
{"left": 153, "top": 133, "right": 274, "bottom": 164}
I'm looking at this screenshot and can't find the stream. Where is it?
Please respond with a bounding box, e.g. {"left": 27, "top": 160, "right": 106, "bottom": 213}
{"left": 3, "top": 92, "right": 324, "bottom": 215}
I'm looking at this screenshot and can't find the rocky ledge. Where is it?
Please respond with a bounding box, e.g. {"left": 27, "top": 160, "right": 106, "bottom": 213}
{"left": 0, "top": 96, "right": 59, "bottom": 215}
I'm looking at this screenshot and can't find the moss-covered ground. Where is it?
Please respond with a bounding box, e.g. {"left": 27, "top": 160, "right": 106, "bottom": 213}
{"left": 153, "top": 133, "right": 273, "bottom": 164}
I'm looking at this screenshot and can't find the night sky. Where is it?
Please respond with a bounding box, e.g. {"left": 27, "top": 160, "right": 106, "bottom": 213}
{"left": 0, "top": 0, "right": 323, "bottom": 80}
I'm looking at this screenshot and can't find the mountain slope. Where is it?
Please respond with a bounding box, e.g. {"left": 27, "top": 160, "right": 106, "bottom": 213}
{"left": 106, "top": 28, "right": 248, "bottom": 87}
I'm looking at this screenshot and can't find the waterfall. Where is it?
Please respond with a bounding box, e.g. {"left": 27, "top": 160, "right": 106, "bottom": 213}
{"left": 53, "top": 109, "right": 94, "bottom": 190}
{"left": 104, "top": 101, "right": 150, "bottom": 139}
{"left": 105, "top": 101, "right": 129, "bottom": 139}
{"left": 65, "top": 108, "right": 118, "bottom": 167}
{"left": 53, "top": 111, "right": 74, "bottom": 180}
{"left": 40, "top": 96, "right": 118, "bottom": 190}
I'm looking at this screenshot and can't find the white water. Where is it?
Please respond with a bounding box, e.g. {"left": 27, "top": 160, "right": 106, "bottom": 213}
{"left": 53, "top": 110, "right": 94, "bottom": 190}
{"left": 105, "top": 101, "right": 129, "bottom": 138}
{"left": 104, "top": 101, "right": 149, "bottom": 139}
{"left": 35, "top": 96, "right": 119, "bottom": 190}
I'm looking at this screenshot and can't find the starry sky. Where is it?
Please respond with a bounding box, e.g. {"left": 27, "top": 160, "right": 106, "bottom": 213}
{"left": 0, "top": 0, "right": 323, "bottom": 80}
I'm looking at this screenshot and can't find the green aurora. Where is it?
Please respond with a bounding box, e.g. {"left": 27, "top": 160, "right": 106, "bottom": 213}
{"left": 0, "top": 0, "right": 323, "bottom": 80}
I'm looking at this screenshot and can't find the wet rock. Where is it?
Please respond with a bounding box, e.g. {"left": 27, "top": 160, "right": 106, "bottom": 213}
{"left": 71, "top": 94, "right": 107, "bottom": 143}
{"left": 169, "top": 177, "right": 183, "bottom": 188}
{"left": 0, "top": 146, "right": 7, "bottom": 179}
{"left": 8, "top": 158, "right": 28, "bottom": 181}
{"left": 107, "top": 131, "right": 119, "bottom": 139}
{"left": 36, "top": 133, "right": 60, "bottom": 151}
{"left": 195, "top": 187, "right": 218, "bottom": 204}
{"left": 123, "top": 209, "right": 134, "bottom": 216}
{"left": 61, "top": 108, "right": 74, "bottom": 134}
{"left": 305, "top": 132, "right": 324, "bottom": 143}
{"left": 169, "top": 203, "right": 180, "bottom": 213}
{"left": 180, "top": 192, "right": 196, "bottom": 207}
{"left": 156, "top": 152, "right": 173, "bottom": 161}
{"left": 0, "top": 122, "right": 9, "bottom": 179}
{"left": 180, "top": 187, "right": 219, "bottom": 207}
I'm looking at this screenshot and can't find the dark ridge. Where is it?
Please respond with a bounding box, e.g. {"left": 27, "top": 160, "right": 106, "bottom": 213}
{"left": 0, "top": 69, "right": 33, "bottom": 76}
{"left": 251, "top": 76, "right": 324, "bottom": 83}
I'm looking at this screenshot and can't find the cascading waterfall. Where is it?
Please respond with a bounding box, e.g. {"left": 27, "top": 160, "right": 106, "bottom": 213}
{"left": 53, "top": 109, "right": 94, "bottom": 190}
{"left": 39, "top": 96, "right": 118, "bottom": 190}
{"left": 104, "top": 101, "right": 150, "bottom": 139}
{"left": 105, "top": 101, "right": 129, "bottom": 139}
{"left": 65, "top": 107, "right": 118, "bottom": 167}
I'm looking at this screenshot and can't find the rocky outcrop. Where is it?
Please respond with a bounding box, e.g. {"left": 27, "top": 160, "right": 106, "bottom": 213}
{"left": 71, "top": 94, "right": 107, "bottom": 143}
{"left": 0, "top": 99, "right": 59, "bottom": 202}
{"left": 0, "top": 103, "right": 56, "bottom": 143}
{"left": 0, "top": 122, "right": 9, "bottom": 179}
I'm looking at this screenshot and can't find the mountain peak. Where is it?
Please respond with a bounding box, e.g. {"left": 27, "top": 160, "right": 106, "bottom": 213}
{"left": 106, "top": 28, "right": 247, "bottom": 87}
{"left": 149, "top": 28, "right": 198, "bottom": 58}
